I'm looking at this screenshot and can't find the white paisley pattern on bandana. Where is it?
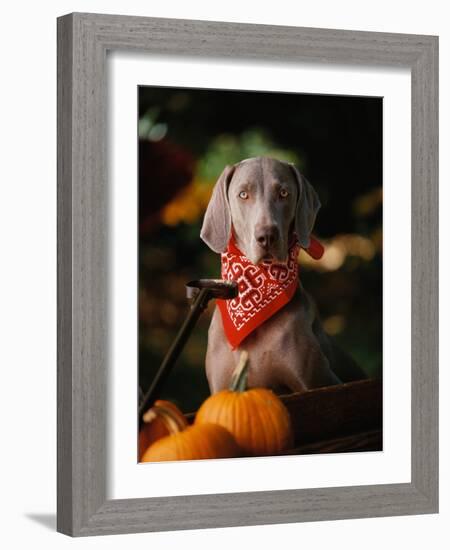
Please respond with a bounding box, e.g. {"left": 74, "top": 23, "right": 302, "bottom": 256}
{"left": 216, "top": 235, "right": 300, "bottom": 349}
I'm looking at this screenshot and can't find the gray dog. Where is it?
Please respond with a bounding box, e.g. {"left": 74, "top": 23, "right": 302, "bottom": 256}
{"left": 200, "top": 156, "right": 365, "bottom": 394}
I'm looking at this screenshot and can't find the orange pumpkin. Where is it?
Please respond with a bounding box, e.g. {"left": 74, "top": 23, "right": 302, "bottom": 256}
{"left": 139, "top": 400, "right": 188, "bottom": 460}
{"left": 141, "top": 422, "right": 240, "bottom": 462}
{"left": 195, "top": 352, "right": 293, "bottom": 456}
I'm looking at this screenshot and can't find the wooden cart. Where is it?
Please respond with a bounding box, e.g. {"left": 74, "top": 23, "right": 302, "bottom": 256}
{"left": 281, "top": 378, "right": 382, "bottom": 454}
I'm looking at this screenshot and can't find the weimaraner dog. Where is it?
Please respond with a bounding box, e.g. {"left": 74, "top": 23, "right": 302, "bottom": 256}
{"left": 200, "top": 156, "right": 365, "bottom": 394}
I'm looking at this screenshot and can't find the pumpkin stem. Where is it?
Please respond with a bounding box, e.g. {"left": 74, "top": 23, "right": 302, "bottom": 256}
{"left": 142, "top": 403, "right": 187, "bottom": 434}
{"left": 229, "top": 351, "right": 249, "bottom": 392}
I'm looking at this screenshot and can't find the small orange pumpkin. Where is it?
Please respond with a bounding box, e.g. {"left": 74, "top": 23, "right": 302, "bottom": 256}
{"left": 141, "top": 422, "right": 240, "bottom": 462}
{"left": 195, "top": 352, "right": 293, "bottom": 456}
{"left": 139, "top": 400, "right": 188, "bottom": 460}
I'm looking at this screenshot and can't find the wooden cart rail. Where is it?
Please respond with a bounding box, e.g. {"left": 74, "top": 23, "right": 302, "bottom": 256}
{"left": 281, "top": 378, "right": 382, "bottom": 453}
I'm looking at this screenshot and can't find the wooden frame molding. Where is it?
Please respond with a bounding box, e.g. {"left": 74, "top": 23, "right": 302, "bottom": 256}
{"left": 57, "top": 13, "right": 438, "bottom": 536}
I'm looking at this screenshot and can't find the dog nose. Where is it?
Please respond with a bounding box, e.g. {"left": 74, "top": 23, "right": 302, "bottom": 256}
{"left": 255, "top": 225, "right": 278, "bottom": 249}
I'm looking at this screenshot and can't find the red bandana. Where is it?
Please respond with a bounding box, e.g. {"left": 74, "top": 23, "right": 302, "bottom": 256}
{"left": 216, "top": 235, "right": 324, "bottom": 349}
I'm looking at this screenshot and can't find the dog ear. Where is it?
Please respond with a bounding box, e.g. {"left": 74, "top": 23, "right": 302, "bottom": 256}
{"left": 200, "top": 164, "right": 236, "bottom": 253}
{"left": 289, "top": 164, "right": 321, "bottom": 248}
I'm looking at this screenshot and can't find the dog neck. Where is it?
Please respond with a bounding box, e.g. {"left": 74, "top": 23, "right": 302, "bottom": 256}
{"left": 216, "top": 235, "right": 301, "bottom": 349}
{"left": 216, "top": 233, "right": 324, "bottom": 349}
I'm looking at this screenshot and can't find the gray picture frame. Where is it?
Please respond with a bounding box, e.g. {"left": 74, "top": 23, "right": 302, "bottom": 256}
{"left": 57, "top": 12, "right": 439, "bottom": 537}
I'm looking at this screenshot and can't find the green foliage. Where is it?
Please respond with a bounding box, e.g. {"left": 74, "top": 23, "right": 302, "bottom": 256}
{"left": 197, "top": 129, "right": 302, "bottom": 181}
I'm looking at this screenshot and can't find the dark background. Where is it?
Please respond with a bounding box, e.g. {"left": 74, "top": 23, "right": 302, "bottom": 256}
{"left": 139, "top": 86, "right": 382, "bottom": 413}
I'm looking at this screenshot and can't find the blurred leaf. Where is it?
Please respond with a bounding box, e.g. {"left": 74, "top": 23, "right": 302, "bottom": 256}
{"left": 197, "top": 128, "right": 301, "bottom": 181}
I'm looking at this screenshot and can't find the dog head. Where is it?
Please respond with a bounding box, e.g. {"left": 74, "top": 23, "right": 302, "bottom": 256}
{"left": 200, "top": 156, "right": 321, "bottom": 265}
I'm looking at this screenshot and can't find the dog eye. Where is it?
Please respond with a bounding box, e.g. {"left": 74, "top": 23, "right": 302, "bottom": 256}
{"left": 279, "top": 189, "right": 289, "bottom": 199}
{"left": 239, "top": 191, "right": 249, "bottom": 200}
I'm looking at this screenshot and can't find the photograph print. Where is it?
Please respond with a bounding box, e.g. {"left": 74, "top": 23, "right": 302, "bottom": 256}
{"left": 137, "top": 86, "right": 383, "bottom": 462}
